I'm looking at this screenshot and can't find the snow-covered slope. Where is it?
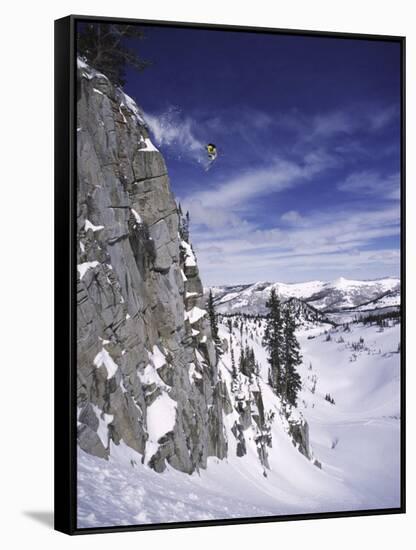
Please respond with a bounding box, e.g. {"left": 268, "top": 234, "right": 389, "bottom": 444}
{"left": 213, "top": 277, "right": 400, "bottom": 316}
{"left": 78, "top": 315, "right": 400, "bottom": 527}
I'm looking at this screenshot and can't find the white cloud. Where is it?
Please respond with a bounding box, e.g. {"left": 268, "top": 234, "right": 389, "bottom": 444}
{"left": 311, "top": 111, "right": 353, "bottom": 138}
{"left": 200, "top": 246, "right": 400, "bottom": 286}
{"left": 283, "top": 104, "right": 399, "bottom": 146}
{"left": 191, "top": 205, "right": 400, "bottom": 285}
{"left": 188, "top": 160, "right": 301, "bottom": 208}
{"left": 338, "top": 170, "right": 400, "bottom": 200}
{"left": 179, "top": 143, "right": 400, "bottom": 284}
{"left": 147, "top": 102, "right": 400, "bottom": 284}
{"left": 369, "top": 105, "right": 398, "bottom": 131}
{"left": 182, "top": 150, "right": 334, "bottom": 231}
{"left": 280, "top": 210, "right": 304, "bottom": 224}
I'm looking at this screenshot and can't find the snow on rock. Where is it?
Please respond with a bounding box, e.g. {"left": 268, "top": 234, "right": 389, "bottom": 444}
{"left": 139, "top": 363, "right": 168, "bottom": 390}
{"left": 139, "top": 136, "right": 159, "bottom": 152}
{"left": 188, "top": 362, "right": 202, "bottom": 384}
{"left": 93, "top": 347, "right": 119, "bottom": 379}
{"left": 91, "top": 405, "right": 114, "bottom": 447}
{"left": 77, "top": 261, "right": 99, "bottom": 280}
{"left": 130, "top": 208, "right": 142, "bottom": 224}
{"left": 138, "top": 347, "right": 169, "bottom": 389}
{"left": 77, "top": 57, "right": 89, "bottom": 70}
{"left": 145, "top": 392, "right": 177, "bottom": 461}
{"left": 149, "top": 345, "right": 167, "bottom": 369}
{"left": 181, "top": 240, "right": 196, "bottom": 267}
{"left": 84, "top": 219, "right": 104, "bottom": 232}
{"left": 77, "top": 57, "right": 109, "bottom": 81}
{"left": 120, "top": 91, "right": 146, "bottom": 125}
{"left": 118, "top": 105, "right": 128, "bottom": 124}
{"left": 86, "top": 80, "right": 144, "bottom": 130}
{"left": 185, "top": 306, "right": 207, "bottom": 324}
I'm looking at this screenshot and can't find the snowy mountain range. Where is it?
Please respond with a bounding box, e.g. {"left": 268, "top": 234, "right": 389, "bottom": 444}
{"left": 211, "top": 277, "right": 400, "bottom": 319}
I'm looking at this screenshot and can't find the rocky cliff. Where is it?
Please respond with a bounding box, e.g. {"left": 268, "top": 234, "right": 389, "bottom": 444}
{"left": 76, "top": 59, "right": 317, "bottom": 479}
{"left": 76, "top": 59, "right": 228, "bottom": 474}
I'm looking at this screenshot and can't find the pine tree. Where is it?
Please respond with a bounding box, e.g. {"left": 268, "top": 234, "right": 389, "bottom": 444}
{"left": 263, "top": 289, "right": 284, "bottom": 396}
{"left": 230, "top": 335, "right": 237, "bottom": 379}
{"left": 178, "top": 208, "right": 190, "bottom": 242}
{"left": 239, "top": 347, "right": 246, "bottom": 376}
{"left": 248, "top": 347, "right": 256, "bottom": 379}
{"left": 207, "top": 290, "right": 220, "bottom": 350}
{"left": 282, "top": 306, "right": 302, "bottom": 406}
{"left": 77, "top": 23, "right": 150, "bottom": 86}
{"left": 239, "top": 344, "right": 256, "bottom": 378}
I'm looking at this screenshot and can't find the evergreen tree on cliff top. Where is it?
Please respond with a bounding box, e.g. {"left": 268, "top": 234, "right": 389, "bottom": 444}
{"left": 77, "top": 23, "right": 150, "bottom": 86}
{"left": 263, "top": 289, "right": 284, "bottom": 396}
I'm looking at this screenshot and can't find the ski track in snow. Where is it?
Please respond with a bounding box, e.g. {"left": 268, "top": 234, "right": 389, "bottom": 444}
{"left": 78, "top": 317, "right": 401, "bottom": 528}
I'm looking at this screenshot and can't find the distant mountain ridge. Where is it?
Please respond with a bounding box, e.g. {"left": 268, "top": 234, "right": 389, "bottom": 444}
{"left": 210, "top": 277, "right": 400, "bottom": 316}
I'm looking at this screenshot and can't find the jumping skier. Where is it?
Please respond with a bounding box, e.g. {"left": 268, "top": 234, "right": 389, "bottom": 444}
{"left": 205, "top": 143, "right": 218, "bottom": 170}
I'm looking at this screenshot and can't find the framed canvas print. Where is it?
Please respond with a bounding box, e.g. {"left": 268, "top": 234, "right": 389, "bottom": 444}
{"left": 54, "top": 15, "right": 405, "bottom": 535}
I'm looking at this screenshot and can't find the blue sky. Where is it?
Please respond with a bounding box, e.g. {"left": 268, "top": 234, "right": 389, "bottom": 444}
{"left": 124, "top": 26, "right": 401, "bottom": 286}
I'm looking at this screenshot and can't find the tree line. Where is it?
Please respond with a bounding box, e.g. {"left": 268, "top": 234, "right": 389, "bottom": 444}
{"left": 77, "top": 22, "right": 150, "bottom": 86}
{"left": 208, "top": 288, "right": 303, "bottom": 407}
{"left": 263, "top": 289, "right": 302, "bottom": 407}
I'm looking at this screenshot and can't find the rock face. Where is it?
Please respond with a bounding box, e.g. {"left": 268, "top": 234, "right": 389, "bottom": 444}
{"left": 76, "top": 59, "right": 228, "bottom": 474}
{"left": 76, "top": 59, "right": 319, "bottom": 478}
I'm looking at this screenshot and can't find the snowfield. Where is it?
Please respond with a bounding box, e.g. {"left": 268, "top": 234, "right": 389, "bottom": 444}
{"left": 78, "top": 314, "right": 401, "bottom": 528}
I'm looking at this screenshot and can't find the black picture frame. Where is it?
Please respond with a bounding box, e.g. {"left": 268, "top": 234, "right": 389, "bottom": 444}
{"left": 54, "top": 14, "right": 406, "bottom": 535}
